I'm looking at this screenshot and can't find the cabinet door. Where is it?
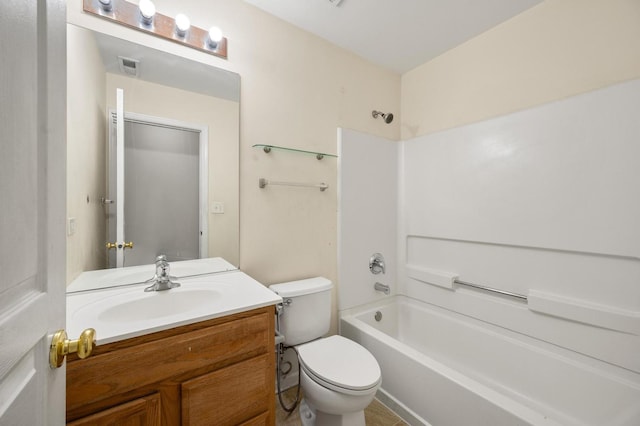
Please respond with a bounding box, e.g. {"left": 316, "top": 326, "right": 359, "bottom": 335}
{"left": 67, "top": 393, "right": 161, "bottom": 426}
{"left": 182, "top": 354, "right": 272, "bottom": 426}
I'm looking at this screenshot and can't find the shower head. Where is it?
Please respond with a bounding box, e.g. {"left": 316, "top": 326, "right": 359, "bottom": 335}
{"left": 372, "top": 110, "right": 394, "bottom": 124}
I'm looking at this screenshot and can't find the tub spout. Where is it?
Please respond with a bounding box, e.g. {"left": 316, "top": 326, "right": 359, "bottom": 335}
{"left": 374, "top": 282, "right": 390, "bottom": 295}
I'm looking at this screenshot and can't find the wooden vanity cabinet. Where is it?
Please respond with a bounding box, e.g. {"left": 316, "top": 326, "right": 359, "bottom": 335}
{"left": 66, "top": 306, "right": 276, "bottom": 426}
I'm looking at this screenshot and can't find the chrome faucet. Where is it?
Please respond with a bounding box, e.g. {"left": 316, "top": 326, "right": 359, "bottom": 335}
{"left": 144, "top": 255, "right": 181, "bottom": 292}
{"left": 374, "top": 282, "right": 390, "bottom": 295}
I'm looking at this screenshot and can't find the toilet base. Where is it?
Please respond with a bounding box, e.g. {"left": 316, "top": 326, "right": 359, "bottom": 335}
{"left": 299, "top": 398, "right": 365, "bottom": 426}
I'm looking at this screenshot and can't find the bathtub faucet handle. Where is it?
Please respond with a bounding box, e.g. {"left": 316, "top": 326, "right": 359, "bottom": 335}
{"left": 369, "top": 253, "right": 386, "bottom": 274}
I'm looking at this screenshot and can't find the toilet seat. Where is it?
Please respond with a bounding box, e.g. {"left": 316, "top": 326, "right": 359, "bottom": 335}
{"left": 297, "top": 335, "right": 381, "bottom": 396}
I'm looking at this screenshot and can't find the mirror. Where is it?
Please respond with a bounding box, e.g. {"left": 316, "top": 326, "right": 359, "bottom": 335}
{"left": 66, "top": 24, "right": 240, "bottom": 290}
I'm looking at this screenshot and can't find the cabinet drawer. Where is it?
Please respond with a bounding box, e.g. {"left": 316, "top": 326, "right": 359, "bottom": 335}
{"left": 182, "top": 354, "right": 272, "bottom": 426}
{"left": 67, "top": 393, "right": 161, "bottom": 426}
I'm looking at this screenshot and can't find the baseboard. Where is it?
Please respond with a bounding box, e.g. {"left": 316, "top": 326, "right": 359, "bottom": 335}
{"left": 376, "top": 388, "right": 429, "bottom": 426}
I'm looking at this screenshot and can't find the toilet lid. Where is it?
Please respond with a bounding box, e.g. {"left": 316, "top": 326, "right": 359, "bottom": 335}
{"left": 297, "top": 335, "right": 381, "bottom": 392}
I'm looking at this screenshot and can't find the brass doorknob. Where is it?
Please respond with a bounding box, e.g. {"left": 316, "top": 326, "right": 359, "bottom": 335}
{"left": 49, "top": 328, "right": 96, "bottom": 369}
{"left": 106, "top": 241, "right": 134, "bottom": 249}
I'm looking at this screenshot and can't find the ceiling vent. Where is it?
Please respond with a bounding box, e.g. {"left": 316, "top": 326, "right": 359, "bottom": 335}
{"left": 118, "top": 56, "right": 140, "bottom": 77}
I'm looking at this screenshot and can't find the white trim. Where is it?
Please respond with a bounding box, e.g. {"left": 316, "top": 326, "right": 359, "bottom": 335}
{"left": 116, "top": 89, "right": 125, "bottom": 267}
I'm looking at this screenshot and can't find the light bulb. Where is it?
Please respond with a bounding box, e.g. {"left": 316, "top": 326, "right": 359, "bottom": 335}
{"left": 138, "top": 0, "right": 156, "bottom": 25}
{"left": 207, "top": 26, "right": 223, "bottom": 49}
{"left": 175, "top": 13, "right": 190, "bottom": 37}
{"left": 98, "top": 0, "right": 112, "bottom": 12}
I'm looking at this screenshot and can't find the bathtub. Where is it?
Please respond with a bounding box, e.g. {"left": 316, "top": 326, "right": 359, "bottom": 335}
{"left": 340, "top": 296, "right": 640, "bottom": 426}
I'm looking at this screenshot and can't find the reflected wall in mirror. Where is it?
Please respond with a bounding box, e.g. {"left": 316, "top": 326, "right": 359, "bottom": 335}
{"left": 66, "top": 24, "right": 240, "bottom": 286}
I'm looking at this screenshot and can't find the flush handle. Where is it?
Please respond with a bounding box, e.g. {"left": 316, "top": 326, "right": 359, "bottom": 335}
{"left": 49, "top": 328, "right": 96, "bottom": 369}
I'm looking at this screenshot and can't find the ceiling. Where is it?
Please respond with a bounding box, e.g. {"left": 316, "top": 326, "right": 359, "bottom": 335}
{"left": 244, "top": 0, "right": 542, "bottom": 74}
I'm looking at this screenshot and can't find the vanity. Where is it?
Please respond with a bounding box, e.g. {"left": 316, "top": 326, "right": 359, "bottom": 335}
{"left": 65, "top": 262, "right": 281, "bottom": 425}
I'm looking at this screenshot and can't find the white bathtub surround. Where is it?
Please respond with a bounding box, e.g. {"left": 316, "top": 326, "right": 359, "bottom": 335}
{"left": 400, "top": 79, "right": 640, "bottom": 374}
{"left": 337, "top": 129, "right": 398, "bottom": 311}
{"left": 406, "top": 264, "right": 640, "bottom": 336}
{"left": 338, "top": 79, "right": 640, "bottom": 425}
{"left": 341, "top": 296, "right": 640, "bottom": 426}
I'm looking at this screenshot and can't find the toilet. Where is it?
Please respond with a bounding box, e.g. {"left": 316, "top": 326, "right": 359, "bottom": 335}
{"left": 270, "top": 277, "right": 381, "bottom": 426}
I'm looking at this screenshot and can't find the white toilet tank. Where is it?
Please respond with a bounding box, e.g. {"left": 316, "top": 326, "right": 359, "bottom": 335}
{"left": 270, "top": 277, "right": 332, "bottom": 346}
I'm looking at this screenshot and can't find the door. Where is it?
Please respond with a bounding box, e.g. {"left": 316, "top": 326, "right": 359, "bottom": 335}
{"left": 107, "top": 109, "right": 207, "bottom": 268}
{"left": 0, "top": 0, "right": 66, "bottom": 425}
{"left": 123, "top": 120, "right": 200, "bottom": 266}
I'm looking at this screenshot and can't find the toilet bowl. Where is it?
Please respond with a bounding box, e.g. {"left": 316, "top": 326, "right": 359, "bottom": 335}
{"left": 297, "top": 335, "right": 380, "bottom": 426}
{"left": 270, "top": 278, "right": 382, "bottom": 426}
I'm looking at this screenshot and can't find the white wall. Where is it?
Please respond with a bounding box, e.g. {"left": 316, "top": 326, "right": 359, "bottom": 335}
{"left": 66, "top": 24, "right": 107, "bottom": 282}
{"left": 401, "top": 79, "right": 640, "bottom": 374}
{"left": 337, "top": 129, "right": 398, "bottom": 312}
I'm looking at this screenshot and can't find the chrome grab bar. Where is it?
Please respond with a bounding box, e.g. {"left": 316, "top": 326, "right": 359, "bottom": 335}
{"left": 454, "top": 279, "right": 528, "bottom": 302}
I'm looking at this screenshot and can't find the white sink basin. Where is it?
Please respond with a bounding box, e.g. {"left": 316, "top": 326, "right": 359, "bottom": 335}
{"left": 67, "top": 269, "right": 282, "bottom": 345}
{"left": 94, "top": 288, "right": 221, "bottom": 323}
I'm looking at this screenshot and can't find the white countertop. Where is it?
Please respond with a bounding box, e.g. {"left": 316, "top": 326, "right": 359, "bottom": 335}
{"left": 67, "top": 269, "right": 281, "bottom": 345}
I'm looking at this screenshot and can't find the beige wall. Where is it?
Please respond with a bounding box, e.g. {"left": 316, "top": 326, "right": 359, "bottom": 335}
{"left": 105, "top": 74, "right": 240, "bottom": 267}
{"left": 67, "top": 24, "right": 107, "bottom": 283}
{"left": 401, "top": 0, "right": 640, "bottom": 139}
{"left": 68, "top": 0, "right": 401, "bottom": 333}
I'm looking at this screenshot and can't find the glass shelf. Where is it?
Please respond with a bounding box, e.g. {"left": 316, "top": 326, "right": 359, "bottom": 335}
{"left": 252, "top": 144, "right": 338, "bottom": 160}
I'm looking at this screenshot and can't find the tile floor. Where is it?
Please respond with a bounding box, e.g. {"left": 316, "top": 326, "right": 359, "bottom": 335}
{"left": 275, "top": 387, "right": 409, "bottom": 426}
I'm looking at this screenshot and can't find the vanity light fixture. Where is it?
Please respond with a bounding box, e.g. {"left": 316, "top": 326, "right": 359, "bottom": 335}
{"left": 98, "top": 0, "right": 112, "bottom": 12}
{"left": 174, "top": 13, "right": 191, "bottom": 38}
{"left": 207, "top": 26, "right": 223, "bottom": 50}
{"left": 138, "top": 0, "right": 156, "bottom": 26}
{"left": 83, "top": 0, "right": 228, "bottom": 59}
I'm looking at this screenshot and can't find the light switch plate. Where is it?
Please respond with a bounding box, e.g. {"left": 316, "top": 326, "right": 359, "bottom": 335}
{"left": 67, "top": 217, "right": 77, "bottom": 236}
{"left": 211, "top": 201, "right": 224, "bottom": 214}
